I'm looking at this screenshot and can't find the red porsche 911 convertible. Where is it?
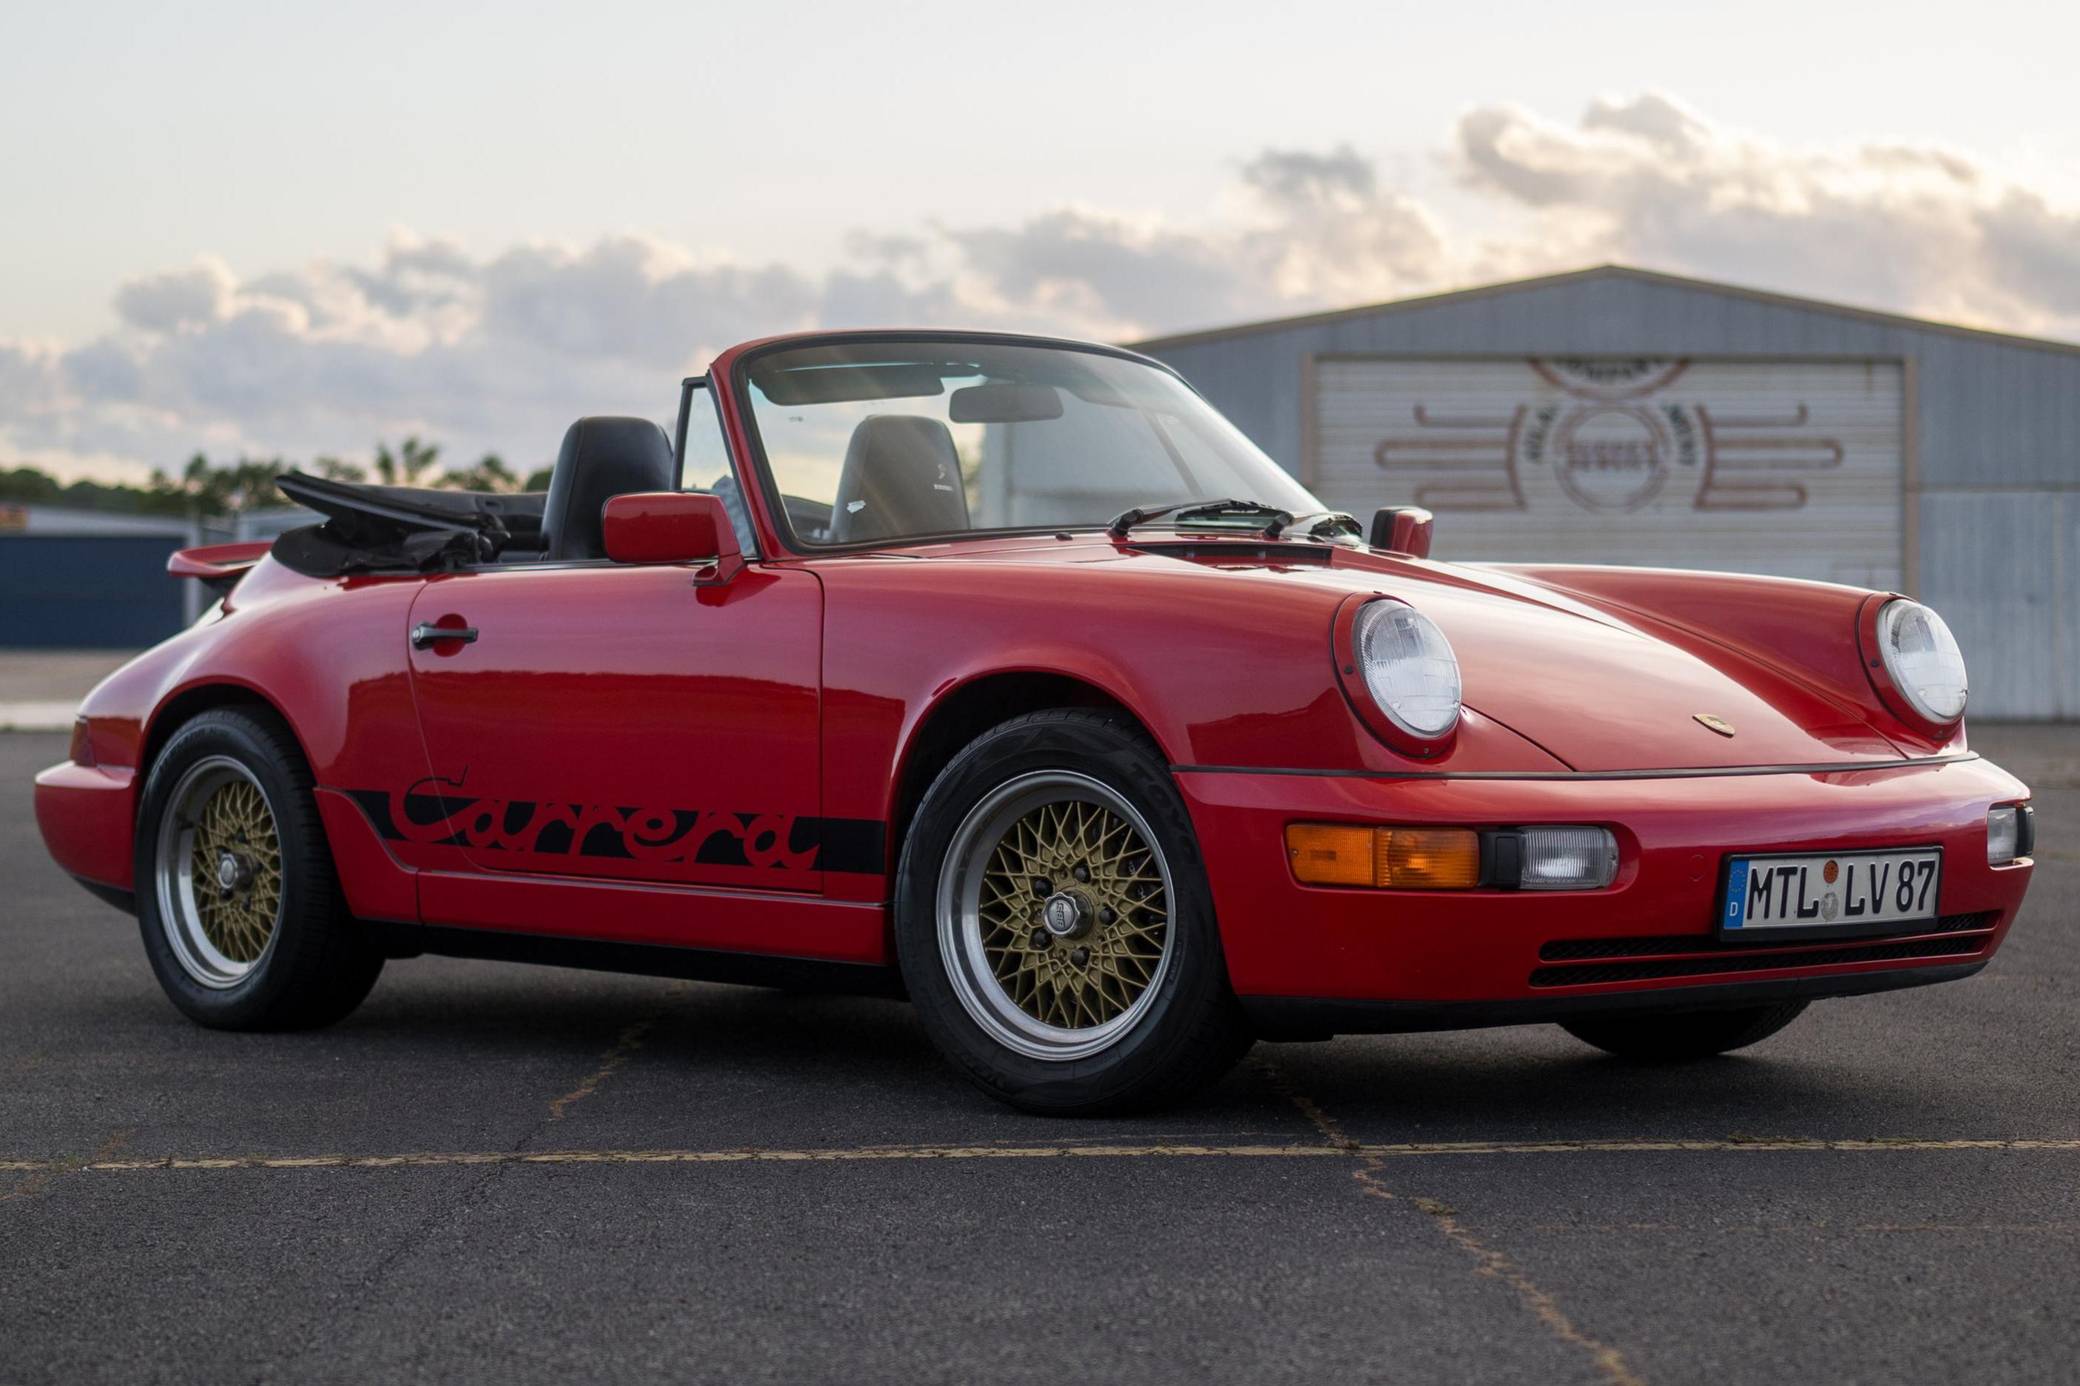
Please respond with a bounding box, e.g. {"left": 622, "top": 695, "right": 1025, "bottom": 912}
{"left": 35, "top": 331, "right": 2036, "bottom": 1112}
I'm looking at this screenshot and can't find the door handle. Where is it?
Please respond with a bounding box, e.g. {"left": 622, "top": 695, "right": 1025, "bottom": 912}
{"left": 411, "top": 621, "right": 479, "bottom": 649}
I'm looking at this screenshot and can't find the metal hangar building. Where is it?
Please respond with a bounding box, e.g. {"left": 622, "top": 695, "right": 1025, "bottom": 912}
{"left": 1136, "top": 266, "right": 2079, "bottom": 720}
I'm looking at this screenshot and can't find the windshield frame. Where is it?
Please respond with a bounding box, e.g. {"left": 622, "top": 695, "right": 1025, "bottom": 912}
{"left": 724, "top": 330, "right": 1309, "bottom": 557}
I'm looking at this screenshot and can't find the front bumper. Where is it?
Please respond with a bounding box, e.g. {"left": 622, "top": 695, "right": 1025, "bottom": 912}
{"left": 1179, "top": 755, "right": 2033, "bottom": 1029}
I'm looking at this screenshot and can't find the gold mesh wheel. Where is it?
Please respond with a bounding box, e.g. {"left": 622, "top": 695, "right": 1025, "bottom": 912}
{"left": 978, "top": 798, "right": 1167, "bottom": 1029}
{"left": 154, "top": 756, "right": 285, "bottom": 988}
{"left": 938, "top": 771, "right": 1175, "bottom": 1061}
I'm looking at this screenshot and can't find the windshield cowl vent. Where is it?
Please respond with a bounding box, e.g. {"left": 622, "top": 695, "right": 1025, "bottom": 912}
{"left": 1124, "top": 539, "right": 1337, "bottom": 565}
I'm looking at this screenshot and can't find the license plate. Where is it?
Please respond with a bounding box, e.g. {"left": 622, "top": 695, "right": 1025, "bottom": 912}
{"left": 1720, "top": 848, "right": 1943, "bottom": 940}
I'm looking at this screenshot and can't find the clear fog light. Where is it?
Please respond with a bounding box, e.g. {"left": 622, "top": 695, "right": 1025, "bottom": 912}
{"left": 1518, "top": 827, "right": 1619, "bottom": 890}
{"left": 1988, "top": 805, "right": 2033, "bottom": 865}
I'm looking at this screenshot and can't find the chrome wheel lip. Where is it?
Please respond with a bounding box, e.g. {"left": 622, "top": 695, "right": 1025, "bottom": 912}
{"left": 936, "top": 770, "right": 1175, "bottom": 1063}
{"left": 154, "top": 755, "right": 282, "bottom": 990}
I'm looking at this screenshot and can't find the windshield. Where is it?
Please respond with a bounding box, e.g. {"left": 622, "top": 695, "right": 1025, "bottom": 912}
{"left": 739, "top": 338, "right": 1323, "bottom": 547}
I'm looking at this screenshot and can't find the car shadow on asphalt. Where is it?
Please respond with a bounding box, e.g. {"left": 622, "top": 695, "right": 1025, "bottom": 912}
{"left": 334, "top": 973, "right": 1964, "bottom": 1136}
{"left": 55, "top": 961, "right": 1984, "bottom": 1141}
{"left": 1248, "top": 1031, "right": 1981, "bottom": 1140}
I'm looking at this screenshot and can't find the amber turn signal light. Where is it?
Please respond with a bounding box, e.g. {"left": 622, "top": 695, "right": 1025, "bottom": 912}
{"left": 1284, "top": 823, "right": 1375, "bottom": 886}
{"left": 1285, "top": 824, "right": 1481, "bottom": 889}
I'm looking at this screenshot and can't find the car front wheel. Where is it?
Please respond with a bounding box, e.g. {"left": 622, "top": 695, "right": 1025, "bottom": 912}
{"left": 1559, "top": 1000, "right": 1809, "bottom": 1060}
{"left": 895, "top": 709, "right": 1251, "bottom": 1113}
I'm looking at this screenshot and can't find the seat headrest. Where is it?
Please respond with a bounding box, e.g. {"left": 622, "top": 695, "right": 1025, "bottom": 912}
{"left": 543, "top": 416, "right": 676, "bottom": 562}
{"left": 830, "top": 415, "right": 971, "bottom": 544}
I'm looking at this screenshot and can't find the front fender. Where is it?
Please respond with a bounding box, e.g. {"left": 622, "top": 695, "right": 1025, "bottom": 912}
{"left": 817, "top": 555, "right": 1567, "bottom": 839}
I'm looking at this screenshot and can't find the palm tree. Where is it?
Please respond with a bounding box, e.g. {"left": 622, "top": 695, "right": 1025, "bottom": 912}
{"left": 374, "top": 436, "right": 441, "bottom": 486}
{"left": 439, "top": 454, "right": 522, "bottom": 492}
{"left": 314, "top": 455, "right": 367, "bottom": 483}
{"left": 154, "top": 453, "right": 286, "bottom": 516}
{"left": 225, "top": 458, "right": 287, "bottom": 512}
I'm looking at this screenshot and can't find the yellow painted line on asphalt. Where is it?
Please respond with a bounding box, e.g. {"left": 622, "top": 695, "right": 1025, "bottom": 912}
{"left": 2, "top": 1135, "right": 2078, "bottom": 1176}
{"left": 23, "top": 1144, "right": 1348, "bottom": 1172}
{"left": 1532, "top": 1221, "right": 2080, "bottom": 1234}
{"left": 1366, "top": 1137, "right": 2080, "bottom": 1155}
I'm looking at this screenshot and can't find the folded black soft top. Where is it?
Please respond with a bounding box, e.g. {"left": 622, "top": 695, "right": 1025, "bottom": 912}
{"left": 271, "top": 472, "right": 547, "bottom": 578}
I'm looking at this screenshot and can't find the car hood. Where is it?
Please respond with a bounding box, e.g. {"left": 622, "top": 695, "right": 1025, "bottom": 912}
{"left": 922, "top": 536, "right": 1908, "bottom": 772}
{"left": 1350, "top": 567, "right": 1903, "bottom": 770}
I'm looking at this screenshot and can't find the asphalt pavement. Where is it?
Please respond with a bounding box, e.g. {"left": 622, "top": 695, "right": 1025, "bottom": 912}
{"left": 2, "top": 726, "right": 2074, "bottom": 1384}
{"left": 0, "top": 650, "right": 131, "bottom": 730}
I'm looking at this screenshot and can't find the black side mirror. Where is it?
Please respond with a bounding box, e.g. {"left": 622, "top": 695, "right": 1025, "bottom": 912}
{"left": 1369, "top": 506, "right": 1434, "bottom": 558}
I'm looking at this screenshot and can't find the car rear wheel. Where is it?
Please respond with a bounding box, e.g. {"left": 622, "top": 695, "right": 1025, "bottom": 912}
{"left": 135, "top": 707, "right": 383, "bottom": 1030}
{"left": 895, "top": 709, "right": 1251, "bottom": 1113}
{"left": 1559, "top": 1001, "right": 1808, "bottom": 1060}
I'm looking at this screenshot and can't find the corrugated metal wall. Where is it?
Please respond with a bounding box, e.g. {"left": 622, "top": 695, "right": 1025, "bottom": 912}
{"left": 0, "top": 536, "right": 188, "bottom": 648}
{"left": 1144, "top": 270, "right": 2080, "bottom": 719}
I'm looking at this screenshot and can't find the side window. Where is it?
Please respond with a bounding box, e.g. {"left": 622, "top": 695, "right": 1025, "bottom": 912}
{"left": 680, "top": 385, "right": 758, "bottom": 556}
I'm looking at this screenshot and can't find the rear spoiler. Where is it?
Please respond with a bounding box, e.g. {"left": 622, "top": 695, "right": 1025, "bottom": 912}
{"left": 167, "top": 541, "right": 272, "bottom": 596}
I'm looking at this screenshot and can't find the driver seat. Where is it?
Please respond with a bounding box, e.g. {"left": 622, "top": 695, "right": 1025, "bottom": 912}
{"left": 542, "top": 417, "right": 677, "bottom": 561}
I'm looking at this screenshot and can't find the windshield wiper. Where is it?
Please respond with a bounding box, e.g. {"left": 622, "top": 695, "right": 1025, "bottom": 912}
{"left": 1106, "top": 497, "right": 1292, "bottom": 538}
{"left": 1263, "top": 509, "right": 1362, "bottom": 541}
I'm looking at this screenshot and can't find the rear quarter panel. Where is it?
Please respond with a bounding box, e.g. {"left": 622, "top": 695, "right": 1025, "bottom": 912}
{"left": 59, "top": 559, "right": 424, "bottom": 915}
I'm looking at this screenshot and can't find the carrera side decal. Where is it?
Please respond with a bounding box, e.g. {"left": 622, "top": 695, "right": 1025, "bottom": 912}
{"left": 344, "top": 782, "right": 886, "bottom": 876}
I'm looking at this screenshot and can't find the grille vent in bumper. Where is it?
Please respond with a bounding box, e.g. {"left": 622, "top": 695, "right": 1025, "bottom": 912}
{"left": 1529, "top": 912, "right": 2000, "bottom": 988}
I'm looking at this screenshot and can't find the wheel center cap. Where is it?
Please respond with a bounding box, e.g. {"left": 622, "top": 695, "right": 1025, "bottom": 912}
{"left": 1040, "top": 890, "right": 1093, "bottom": 939}
{"left": 215, "top": 852, "right": 248, "bottom": 892}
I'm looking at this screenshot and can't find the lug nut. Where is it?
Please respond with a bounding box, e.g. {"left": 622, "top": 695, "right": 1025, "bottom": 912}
{"left": 1072, "top": 864, "right": 1091, "bottom": 883}
{"left": 1099, "top": 906, "right": 1116, "bottom": 925}
{"left": 1029, "top": 928, "right": 1051, "bottom": 950}
{"left": 1069, "top": 947, "right": 1090, "bottom": 967}
{"left": 1031, "top": 877, "right": 1053, "bottom": 897}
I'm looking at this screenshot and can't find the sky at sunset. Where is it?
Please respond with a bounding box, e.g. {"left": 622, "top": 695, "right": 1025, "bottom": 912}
{"left": 5, "top": 0, "right": 2077, "bottom": 482}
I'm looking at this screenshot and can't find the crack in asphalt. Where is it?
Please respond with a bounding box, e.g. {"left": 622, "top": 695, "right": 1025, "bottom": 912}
{"left": 538, "top": 981, "right": 686, "bottom": 1128}
{"left": 544, "top": 1016, "right": 657, "bottom": 1123}
{"left": 0, "top": 1127, "right": 131, "bottom": 1204}
{"left": 266, "top": 986, "right": 686, "bottom": 1382}
{"left": 1252, "top": 1057, "right": 1647, "bottom": 1386}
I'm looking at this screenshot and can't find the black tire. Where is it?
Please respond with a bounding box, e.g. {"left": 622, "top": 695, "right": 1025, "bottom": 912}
{"left": 1560, "top": 1000, "right": 1809, "bottom": 1061}
{"left": 894, "top": 709, "right": 1252, "bottom": 1114}
{"left": 134, "top": 706, "right": 383, "bottom": 1030}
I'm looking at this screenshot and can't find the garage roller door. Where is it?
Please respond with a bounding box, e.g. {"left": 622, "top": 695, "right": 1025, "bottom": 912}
{"left": 1311, "top": 357, "right": 1904, "bottom": 589}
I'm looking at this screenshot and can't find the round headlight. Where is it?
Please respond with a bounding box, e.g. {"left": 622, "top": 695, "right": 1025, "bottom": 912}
{"left": 1353, "top": 599, "right": 1461, "bottom": 738}
{"left": 1876, "top": 598, "right": 1967, "bottom": 723}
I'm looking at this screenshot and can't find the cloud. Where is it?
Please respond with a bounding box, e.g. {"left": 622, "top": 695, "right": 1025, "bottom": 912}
{"left": 9, "top": 94, "right": 2080, "bottom": 482}
{"left": 4, "top": 237, "right": 859, "bottom": 481}
{"left": 111, "top": 257, "right": 238, "bottom": 333}
{"left": 1451, "top": 92, "right": 2080, "bottom": 335}
{"left": 1578, "top": 92, "right": 1708, "bottom": 157}
{"left": 1241, "top": 145, "right": 1377, "bottom": 209}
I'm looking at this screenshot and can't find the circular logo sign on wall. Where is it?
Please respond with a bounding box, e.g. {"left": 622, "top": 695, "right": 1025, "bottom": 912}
{"left": 1549, "top": 405, "right": 1672, "bottom": 512}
